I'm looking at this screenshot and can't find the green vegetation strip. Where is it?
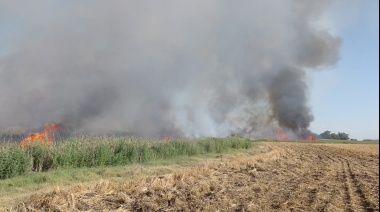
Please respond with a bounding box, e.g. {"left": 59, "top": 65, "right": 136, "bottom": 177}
{"left": 0, "top": 137, "right": 254, "bottom": 180}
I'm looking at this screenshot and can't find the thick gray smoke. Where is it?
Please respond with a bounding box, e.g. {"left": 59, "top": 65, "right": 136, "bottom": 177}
{"left": 0, "top": 0, "right": 340, "bottom": 138}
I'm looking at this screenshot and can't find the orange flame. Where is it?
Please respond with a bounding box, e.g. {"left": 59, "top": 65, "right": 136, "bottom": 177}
{"left": 20, "top": 123, "right": 62, "bottom": 148}
{"left": 277, "top": 129, "right": 287, "bottom": 140}
{"left": 306, "top": 135, "right": 316, "bottom": 142}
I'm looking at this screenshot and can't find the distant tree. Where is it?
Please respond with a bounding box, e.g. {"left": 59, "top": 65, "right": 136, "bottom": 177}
{"left": 338, "top": 132, "right": 350, "bottom": 140}
{"left": 319, "top": 131, "right": 331, "bottom": 139}
{"left": 318, "top": 130, "right": 350, "bottom": 140}
{"left": 330, "top": 133, "right": 339, "bottom": 140}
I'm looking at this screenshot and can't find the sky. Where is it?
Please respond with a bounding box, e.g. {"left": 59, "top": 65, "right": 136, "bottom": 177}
{"left": 308, "top": 0, "right": 379, "bottom": 140}
{"left": 0, "top": 1, "right": 378, "bottom": 140}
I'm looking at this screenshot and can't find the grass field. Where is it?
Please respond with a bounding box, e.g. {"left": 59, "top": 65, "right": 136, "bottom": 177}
{"left": 1, "top": 138, "right": 378, "bottom": 211}
{"left": 0, "top": 136, "right": 255, "bottom": 207}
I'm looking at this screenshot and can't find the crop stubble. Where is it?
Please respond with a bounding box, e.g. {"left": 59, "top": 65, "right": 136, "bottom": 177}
{"left": 10, "top": 143, "right": 379, "bottom": 211}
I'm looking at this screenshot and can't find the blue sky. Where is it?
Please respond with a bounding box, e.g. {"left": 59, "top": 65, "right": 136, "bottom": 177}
{"left": 309, "top": 0, "right": 379, "bottom": 140}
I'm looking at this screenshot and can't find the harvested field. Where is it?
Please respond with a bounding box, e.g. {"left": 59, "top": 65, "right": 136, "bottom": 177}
{"left": 9, "top": 143, "right": 379, "bottom": 211}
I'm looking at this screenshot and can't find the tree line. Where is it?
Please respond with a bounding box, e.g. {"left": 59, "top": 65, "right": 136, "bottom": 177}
{"left": 318, "top": 131, "right": 350, "bottom": 140}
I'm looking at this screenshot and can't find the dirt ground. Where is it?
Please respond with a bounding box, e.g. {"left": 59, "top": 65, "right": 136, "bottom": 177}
{"left": 8, "top": 143, "right": 379, "bottom": 212}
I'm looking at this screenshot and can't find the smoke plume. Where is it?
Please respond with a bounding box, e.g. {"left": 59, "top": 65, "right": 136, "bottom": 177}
{"left": 0, "top": 0, "right": 340, "bottom": 138}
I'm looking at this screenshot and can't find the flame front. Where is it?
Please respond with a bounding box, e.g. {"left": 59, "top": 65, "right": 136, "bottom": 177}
{"left": 20, "top": 123, "right": 62, "bottom": 148}
{"left": 277, "top": 129, "right": 287, "bottom": 140}
{"left": 306, "top": 135, "right": 316, "bottom": 142}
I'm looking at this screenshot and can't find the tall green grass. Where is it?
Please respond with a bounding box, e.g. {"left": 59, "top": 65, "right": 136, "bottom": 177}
{"left": 0, "top": 146, "right": 29, "bottom": 179}
{"left": 0, "top": 137, "right": 254, "bottom": 179}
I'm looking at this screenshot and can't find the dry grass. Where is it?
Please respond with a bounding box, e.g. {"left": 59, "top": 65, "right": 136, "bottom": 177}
{"left": 318, "top": 143, "right": 379, "bottom": 155}
{"left": 4, "top": 143, "right": 379, "bottom": 211}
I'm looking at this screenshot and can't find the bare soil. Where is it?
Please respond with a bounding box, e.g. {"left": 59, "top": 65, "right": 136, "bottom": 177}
{"left": 7, "top": 143, "right": 379, "bottom": 211}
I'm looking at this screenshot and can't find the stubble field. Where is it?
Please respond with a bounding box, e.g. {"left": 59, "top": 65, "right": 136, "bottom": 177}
{"left": 9, "top": 142, "right": 379, "bottom": 211}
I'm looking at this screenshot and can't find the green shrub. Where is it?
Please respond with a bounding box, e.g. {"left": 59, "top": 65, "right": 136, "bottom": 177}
{"left": 0, "top": 146, "right": 30, "bottom": 179}
{"left": 25, "top": 143, "right": 54, "bottom": 172}
{"left": 113, "top": 140, "right": 137, "bottom": 165}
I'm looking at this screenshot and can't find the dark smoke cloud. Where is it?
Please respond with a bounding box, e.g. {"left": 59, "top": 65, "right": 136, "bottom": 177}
{"left": 268, "top": 68, "right": 313, "bottom": 131}
{"left": 0, "top": 0, "right": 340, "bottom": 138}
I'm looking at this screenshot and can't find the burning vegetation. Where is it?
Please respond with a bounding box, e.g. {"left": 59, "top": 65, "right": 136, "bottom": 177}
{"left": 276, "top": 129, "right": 287, "bottom": 140}
{"left": 20, "top": 123, "right": 63, "bottom": 148}
{"left": 276, "top": 128, "right": 316, "bottom": 141}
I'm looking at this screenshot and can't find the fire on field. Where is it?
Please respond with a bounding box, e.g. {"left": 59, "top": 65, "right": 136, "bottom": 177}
{"left": 20, "top": 123, "right": 63, "bottom": 148}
